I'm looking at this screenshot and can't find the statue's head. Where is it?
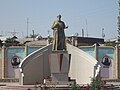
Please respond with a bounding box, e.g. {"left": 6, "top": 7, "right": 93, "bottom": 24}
{"left": 57, "top": 15, "right": 61, "bottom": 21}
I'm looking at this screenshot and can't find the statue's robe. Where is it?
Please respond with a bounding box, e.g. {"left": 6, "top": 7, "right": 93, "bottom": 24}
{"left": 51, "top": 20, "right": 66, "bottom": 50}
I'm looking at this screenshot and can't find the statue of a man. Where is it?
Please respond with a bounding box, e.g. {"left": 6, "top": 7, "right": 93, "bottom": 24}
{"left": 51, "top": 15, "right": 68, "bottom": 51}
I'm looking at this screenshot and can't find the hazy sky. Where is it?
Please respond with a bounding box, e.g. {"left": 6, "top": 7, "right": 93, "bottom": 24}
{"left": 0, "top": 0, "right": 118, "bottom": 39}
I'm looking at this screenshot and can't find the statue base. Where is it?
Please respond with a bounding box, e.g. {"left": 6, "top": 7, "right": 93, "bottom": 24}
{"left": 49, "top": 51, "right": 71, "bottom": 82}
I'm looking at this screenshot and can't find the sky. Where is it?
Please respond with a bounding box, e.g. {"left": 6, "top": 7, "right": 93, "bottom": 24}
{"left": 0, "top": 0, "right": 118, "bottom": 39}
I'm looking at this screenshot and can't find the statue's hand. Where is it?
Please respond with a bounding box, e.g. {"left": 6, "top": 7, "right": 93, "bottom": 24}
{"left": 66, "top": 26, "right": 69, "bottom": 29}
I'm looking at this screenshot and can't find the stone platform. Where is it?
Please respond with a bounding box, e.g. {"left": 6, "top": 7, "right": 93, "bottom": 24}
{"left": 49, "top": 51, "right": 71, "bottom": 82}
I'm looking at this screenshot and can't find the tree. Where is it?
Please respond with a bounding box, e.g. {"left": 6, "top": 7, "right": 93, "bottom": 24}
{"left": 29, "top": 34, "right": 39, "bottom": 38}
{"left": 118, "top": 0, "right": 120, "bottom": 40}
{"left": 5, "top": 36, "right": 19, "bottom": 46}
{"left": 90, "top": 76, "right": 105, "bottom": 90}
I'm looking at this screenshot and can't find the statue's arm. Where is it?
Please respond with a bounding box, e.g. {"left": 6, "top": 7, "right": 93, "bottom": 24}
{"left": 62, "top": 21, "right": 68, "bottom": 29}
{"left": 65, "top": 26, "right": 68, "bottom": 29}
{"left": 51, "top": 21, "right": 58, "bottom": 30}
{"left": 63, "top": 22, "right": 68, "bottom": 29}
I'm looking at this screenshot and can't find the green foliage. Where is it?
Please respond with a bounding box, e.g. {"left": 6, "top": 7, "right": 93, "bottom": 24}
{"left": 5, "top": 37, "right": 19, "bottom": 45}
{"left": 118, "top": 16, "right": 120, "bottom": 30}
{"left": 0, "top": 40, "right": 3, "bottom": 44}
{"left": 118, "top": 0, "right": 120, "bottom": 38}
{"left": 104, "top": 41, "right": 115, "bottom": 46}
{"left": 118, "top": 16, "right": 120, "bottom": 38}
{"left": 69, "top": 83, "right": 80, "bottom": 90}
{"left": 90, "top": 76, "right": 105, "bottom": 90}
{"left": 29, "top": 34, "right": 39, "bottom": 38}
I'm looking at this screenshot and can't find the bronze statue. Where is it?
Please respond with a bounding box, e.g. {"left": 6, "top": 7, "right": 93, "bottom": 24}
{"left": 51, "top": 15, "right": 68, "bottom": 50}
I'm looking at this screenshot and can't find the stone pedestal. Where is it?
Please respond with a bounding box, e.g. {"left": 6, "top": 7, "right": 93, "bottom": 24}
{"left": 49, "top": 51, "right": 71, "bottom": 82}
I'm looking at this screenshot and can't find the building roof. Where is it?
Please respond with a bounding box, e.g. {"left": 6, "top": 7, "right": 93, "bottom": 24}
{"left": 77, "top": 37, "right": 104, "bottom": 44}
{"left": 25, "top": 40, "right": 47, "bottom": 46}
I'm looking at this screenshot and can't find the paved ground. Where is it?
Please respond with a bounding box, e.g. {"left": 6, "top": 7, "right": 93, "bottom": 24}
{"left": 1, "top": 82, "right": 120, "bottom": 90}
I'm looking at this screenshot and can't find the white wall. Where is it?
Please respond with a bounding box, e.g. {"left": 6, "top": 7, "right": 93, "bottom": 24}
{"left": 67, "top": 44, "right": 97, "bottom": 84}
{"left": 19, "top": 44, "right": 52, "bottom": 85}
{"left": 19, "top": 43, "right": 97, "bottom": 85}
